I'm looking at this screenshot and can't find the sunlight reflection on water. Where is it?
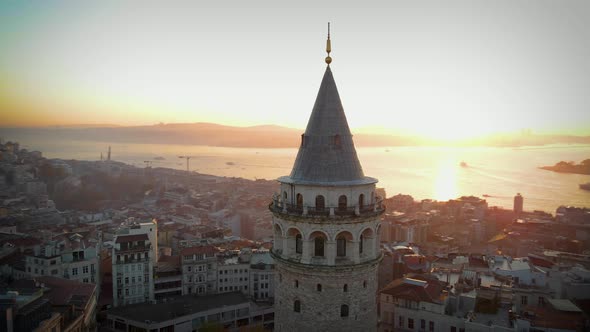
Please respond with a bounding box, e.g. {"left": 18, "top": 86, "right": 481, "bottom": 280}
{"left": 434, "top": 158, "right": 459, "bottom": 201}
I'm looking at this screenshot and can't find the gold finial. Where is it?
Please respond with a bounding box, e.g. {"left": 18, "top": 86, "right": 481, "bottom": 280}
{"left": 325, "top": 22, "right": 332, "bottom": 65}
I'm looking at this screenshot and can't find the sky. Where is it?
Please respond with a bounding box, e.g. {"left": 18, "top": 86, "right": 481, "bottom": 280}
{"left": 1, "top": 0, "right": 589, "bottom": 140}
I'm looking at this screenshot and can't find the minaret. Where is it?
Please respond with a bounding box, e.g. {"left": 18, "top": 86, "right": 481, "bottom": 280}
{"left": 270, "top": 24, "right": 384, "bottom": 332}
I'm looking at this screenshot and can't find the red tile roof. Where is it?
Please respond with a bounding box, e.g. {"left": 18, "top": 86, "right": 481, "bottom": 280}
{"left": 115, "top": 234, "right": 149, "bottom": 243}
{"left": 180, "top": 245, "right": 219, "bottom": 256}
{"left": 381, "top": 274, "right": 447, "bottom": 304}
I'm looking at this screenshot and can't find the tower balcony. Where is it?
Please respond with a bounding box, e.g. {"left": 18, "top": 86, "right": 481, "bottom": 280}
{"left": 269, "top": 196, "right": 385, "bottom": 219}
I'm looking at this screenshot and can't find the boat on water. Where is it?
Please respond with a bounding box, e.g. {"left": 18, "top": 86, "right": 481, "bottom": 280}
{"left": 580, "top": 182, "right": 590, "bottom": 191}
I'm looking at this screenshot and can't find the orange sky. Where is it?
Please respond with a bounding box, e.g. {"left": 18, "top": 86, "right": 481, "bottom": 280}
{"left": 2, "top": 1, "right": 590, "bottom": 140}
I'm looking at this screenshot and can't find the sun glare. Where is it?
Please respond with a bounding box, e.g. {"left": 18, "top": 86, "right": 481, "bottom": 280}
{"left": 433, "top": 158, "right": 458, "bottom": 201}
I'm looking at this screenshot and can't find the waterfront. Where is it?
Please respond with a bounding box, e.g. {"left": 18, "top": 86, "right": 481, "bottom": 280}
{"left": 11, "top": 137, "right": 590, "bottom": 213}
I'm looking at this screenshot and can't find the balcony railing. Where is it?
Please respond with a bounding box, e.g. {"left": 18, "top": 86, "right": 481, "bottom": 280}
{"left": 269, "top": 196, "right": 385, "bottom": 218}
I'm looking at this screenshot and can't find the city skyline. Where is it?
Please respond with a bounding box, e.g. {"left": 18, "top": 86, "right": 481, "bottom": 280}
{"left": 2, "top": 0, "right": 590, "bottom": 140}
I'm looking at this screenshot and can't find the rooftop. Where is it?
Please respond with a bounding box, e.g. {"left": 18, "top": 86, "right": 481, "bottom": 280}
{"left": 282, "top": 66, "right": 374, "bottom": 185}
{"left": 107, "top": 292, "right": 249, "bottom": 323}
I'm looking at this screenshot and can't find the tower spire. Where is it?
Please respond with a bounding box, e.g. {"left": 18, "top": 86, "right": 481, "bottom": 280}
{"left": 325, "top": 22, "right": 332, "bottom": 65}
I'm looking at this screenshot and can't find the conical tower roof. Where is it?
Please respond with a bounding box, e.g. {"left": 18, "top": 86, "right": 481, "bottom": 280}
{"left": 283, "top": 66, "right": 374, "bottom": 185}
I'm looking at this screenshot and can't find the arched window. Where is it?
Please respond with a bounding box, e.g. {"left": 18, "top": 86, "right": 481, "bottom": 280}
{"left": 337, "top": 236, "right": 347, "bottom": 257}
{"left": 317, "top": 284, "right": 322, "bottom": 292}
{"left": 359, "top": 194, "right": 365, "bottom": 208}
{"left": 296, "top": 193, "right": 303, "bottom": 210}
{"left": 314, "top": 237, "right": 325, "bottom": 257}
{"left": 359, "top": 234, "right": 364, "bottom": 254}
{"left": 295, "top": 234, "right": 302, "bottom": 254}
{"left": 340, "top": 304, "right": 349, "bottom": 317}
{"left": 294, "top": 300, "right": 301, "bottom": 312}
{"left": 333, "top": 134, "right": 341, "bottom": 149}
{"left": 315, "top": 195, "right": 325, "bottom": 210}
{"left": 338, "top": 195, "right": 347, "bottom": 211}
{"left": 343, "top": 284, "right": 348, "bottom": 292}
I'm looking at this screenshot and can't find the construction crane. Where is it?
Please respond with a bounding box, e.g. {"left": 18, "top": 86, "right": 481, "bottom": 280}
{"left": 178, "top": 156, "right": 196, "bottom": 172}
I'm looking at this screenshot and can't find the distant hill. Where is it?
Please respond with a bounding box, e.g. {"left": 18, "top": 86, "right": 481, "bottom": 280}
{"left": 1, "top": 123, "right": 589, "bottom": 148}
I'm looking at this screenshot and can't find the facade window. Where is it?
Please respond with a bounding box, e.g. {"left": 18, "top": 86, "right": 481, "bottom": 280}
{"left": 296, "top": 193, "right": 303, "bottom": 210}
{"left": 188, "top": 266, "right": 192, "bottom": 272}
{"left": 359, "top": 235, "right": 364, "bottom": 254}
{"left": 451, "top": 327, "right": 457, "bottom": 332}
{"left": 521, "top": 295, "right": 528, "bottom": 305}
{"left": 408, "top": 318, "right": 414, "bottom": 329}
{"left": 125, "top": 277, "right": 129, "bottom": 284}
{"left": 338, "top": 195, "right": 347, "bottom": 210}
{"left": 429, "top": 321, "right": 434, "bottom": 332}
{"left": 283, "top": 191, "right": 288, "bottom": 202}
{"left": 314, "top": 237, "right": 325, "bottom": 257}
{"left": 315, "top": 195, "right": 325, "bottom": 210}
{"left": 317, "top": 284, "right": 322, "bottom": 292}
{"left": 333, "top": 134, "right": 341, "bottom": 148}
{"left": 83, "top": 266, "right": 89, "bottom": 274}
{"left": 294, "top": 300, "right": 301, "bottom": 313}
{"left": 421, "top": 319, "right": 425, "bottom": 330}
{"left": 72, "top": 268, "right": 78, "bottom": 276}
{"left": 295, "top": 280, "right": 299, "bottom": 288}
{"left": 538, "top": 296, "right": 545, "bottom": 306}
{"left": 359, "top": 194, "right": 365, "bottom": 208}
{"left": 296, "top": 234, "right": 302, "bottom": 254}
{"left": 343, "top": 284, "right": 348, "bottom": 292}
{"left": 340, "top": 304, "right": 349, "bottom": 317}
{"left": 363, "top": 281, "right": 367, "bottom": 288}
{"left": 337, "top": 236, "right": 347, "bottom": 257}
{"left": 398, "top": 316, "right": 404, "bottom": 328}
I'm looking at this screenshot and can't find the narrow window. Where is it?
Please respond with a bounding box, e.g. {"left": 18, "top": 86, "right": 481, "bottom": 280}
{"left": 340, "top": 304, "right": 349, "bottom": 317}
{"left": 338, "top": 195, "right": 347, "bottom": 211}
{"left": 315, "top": 195, "right": 325, "bottom": 210}
{"left": 296, "top": 193, "right": 303, "bottom": 210}
{"left": 295, "top": 234, "right": 302, "bottom": 254}
{"left": 359, "top": 234, "right": 364, "bottom": 254}
{"left": 283, "top": 191, "right": 287, "bottom": 202}
{"left": 343, "top": 284, "right": 348, "bottom": 292}
{"left": 363, "top": 280, "right": 367, "bottom": 288}
{"left": 295, "top": 280, "right": 299, "bottom": 288}
{"left": 301, "top": 134, "right": 306, "bottom": 147}
{"left": 294, "top": 300, "right": 301, "bottom": 313}
{"left": 317, "top": 284, "right": 322, "bottom": 292}
{"left": 359, "top": 194, "right": 365, "bottom": 208}
{"left": 314, "top": 237, "right": 325, "bottom": 257}
{"left": 337, "top": 236, "right": 347, "bottom": 257}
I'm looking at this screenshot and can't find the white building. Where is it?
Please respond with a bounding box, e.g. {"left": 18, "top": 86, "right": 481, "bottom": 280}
{"left": 112, "top": 233, "right": 154, "bottom": 307}
{"left": 25, "top": 233, "right": 100, "bottom": 285}
{"left": 217, "top": 252, "right": 250, "bottom": 295}
{"left": 117, "top": 218, "right": 158, "bottom": 262}
{"left": 249, "top": 250, "right": 275, "bottom": 302}
{"left": 180, "top": 245, "right": 218, "bottom": 296}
